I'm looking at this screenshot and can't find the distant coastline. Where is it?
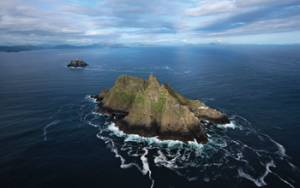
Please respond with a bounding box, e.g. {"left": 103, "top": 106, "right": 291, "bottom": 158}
{"left": 0, "top": 43, "right": 129, "bottom": 53}
{"left": 1, "top": 43, "right": 300, "bottom": 53}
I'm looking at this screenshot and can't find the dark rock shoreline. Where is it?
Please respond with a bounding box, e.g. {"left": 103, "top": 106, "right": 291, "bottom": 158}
{"left": 67, "top": 58, "right": 89, "bottom": 67}
{"left": 91, "top": 74, "right": 230, "bottom": 144}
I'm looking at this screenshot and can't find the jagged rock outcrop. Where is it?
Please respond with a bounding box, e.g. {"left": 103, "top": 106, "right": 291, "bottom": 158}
{"left": 67, "top": 58, "right": 89, "bottom": 67}
{"left": 91, "top": 74, "right": 230, "bottom": 144}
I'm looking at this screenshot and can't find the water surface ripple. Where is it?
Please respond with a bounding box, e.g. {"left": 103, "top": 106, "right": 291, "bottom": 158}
{"left": 0, "top": 46, "right": 300, "bottom": 187}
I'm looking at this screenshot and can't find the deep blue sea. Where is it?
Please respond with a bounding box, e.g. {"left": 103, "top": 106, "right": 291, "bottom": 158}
{"left": 1, "top": 46, "right": 300, "bottom": 188}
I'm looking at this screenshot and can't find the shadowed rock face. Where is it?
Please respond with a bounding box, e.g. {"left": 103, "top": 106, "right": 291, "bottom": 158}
{"left": 91, "top": 75, "right": 230, "bottom": 144}
{"left": 67, "top": 58, "right": 89, "bottom": 67}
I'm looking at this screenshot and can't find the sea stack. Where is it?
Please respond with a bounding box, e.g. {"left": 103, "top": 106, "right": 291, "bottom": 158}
{"left": 67, "top": 58, "right": 89, "bottom": 67}
{"left": 91, "top": 75, "right": 230, "bottom": 144}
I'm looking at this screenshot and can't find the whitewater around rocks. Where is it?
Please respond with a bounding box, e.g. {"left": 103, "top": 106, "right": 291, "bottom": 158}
{"left": 44, "top": 95, "right": 300, "bottom": 188}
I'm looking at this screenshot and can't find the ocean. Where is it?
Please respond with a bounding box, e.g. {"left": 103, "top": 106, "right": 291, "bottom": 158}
{"left": 0, "top": 46, "right": 300, "bottom": 187}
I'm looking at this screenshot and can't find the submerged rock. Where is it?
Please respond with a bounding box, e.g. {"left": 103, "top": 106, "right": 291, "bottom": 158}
{"left": 91, "top": 75, "right": 230, "bottom": 144}
{"left": 67, "top": 58, "right": 89, "bottom": 67}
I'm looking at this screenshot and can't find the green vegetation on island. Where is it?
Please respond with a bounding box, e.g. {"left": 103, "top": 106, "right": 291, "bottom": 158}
{"left": 91, "top": 74, "right": 230, "bottom": 144}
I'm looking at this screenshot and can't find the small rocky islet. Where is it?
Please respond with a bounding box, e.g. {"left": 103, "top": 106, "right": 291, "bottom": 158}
{"left": 67, "top": 58, "right": 89, "bottom": 67}
{"left": 91, "top": 74, "right": 230, "bottom": 144}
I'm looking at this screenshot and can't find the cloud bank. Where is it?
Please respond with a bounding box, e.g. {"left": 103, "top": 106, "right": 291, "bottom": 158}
{"left": 0, "top": 0, "right": 300, "bottom": 45}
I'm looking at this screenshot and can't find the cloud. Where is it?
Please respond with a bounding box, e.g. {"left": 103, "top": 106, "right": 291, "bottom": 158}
{"left": 96, "top": 0, "right": 183, "bottom": 17}
{"left": 0, "top": 0, "right": 123, "bottom": 44}
{"left": 234, "top": 0, "right": 299, "bottom": 7}
{"left": 184, "top": 0, "right": 238, "bottom": 17}
{"left": 0, "top": 0, "right": 299, "bottom": 45}
{"left": 203, "top": 15, "right": 300, "bottom": 37}
{"left": 193, "top": 0, "right": 300, "bottom": 36}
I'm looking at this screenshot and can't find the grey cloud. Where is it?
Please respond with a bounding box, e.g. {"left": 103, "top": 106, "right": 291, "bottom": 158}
{"left": 194, "top": 1, "right": 300, "bottom": 35}
{"left": 61, "top": 0, "right": 183, "bottom": 19}
{"left": 0, "top": 3, "right": 120, "bottom": 44}
{"left": 59, "top": 5, "right": 107, "bottom": 17}
{"left": 235, "top": 0, "right": 299, "bottom": 7}
{"left": 184, "top": 0, "right": 239, "bottom": 17}
{"left": 133, "top": 28, "right": 177, "bottom": 35}
{"left": 0, "top": 0, "right": 300, "bottom": 45}
{"left": 97, "top": 0, "right": 183, "bottom": 17}
{"left": 58, "top": 0, "right": 181, "bottom": 33}
{"left": 195, "top": 14, "right": 300, "bottom": 38}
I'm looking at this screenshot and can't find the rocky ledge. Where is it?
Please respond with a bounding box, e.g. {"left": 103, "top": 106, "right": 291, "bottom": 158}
{"left": 91, "top": 75, "right": 230, "bottom": 144}
{"left": 67, "top": 58, "right": 89, "bottom": 67}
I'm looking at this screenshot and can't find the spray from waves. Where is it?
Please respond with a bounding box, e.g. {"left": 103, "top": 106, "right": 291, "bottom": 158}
{"left": 154, "top": 150, "right": 181, "bottom": 169}
{"left": 45, "top": 96, "right": 300, "bottom": 188}
{"left": 97, "top": 134, "right": 142, "bottom": 170}
{"left": 141, "top": 148, "right": 155, "bottom": 188}
{"left": 261, "top": 133, "right": 287, "bottom": 159}
{"left": 231, "top": 114, "right": 287, "bottom": 159}
{"left": 216, "top": 121, "right": 237, "bottom": 129}
{"left": 105, "top": 114, "right": 298, "bottom": 187}
{"left": 68, "top": 67, "right": 83, "bottom": 69}
{"left": 238, "top": 159, "right": 295, "bottom": 188}
{"left": 43, "top": 92, "right": 300, "bottom": 187}
{"left": 96, "top": 133, "right": 155, "bottom": 188}
{"left": 238, "top": 160, "right": 275, "bottom": 187}
{"left": 43, "top": 120, "right": 60, "bottom": 140}
{"left": 106, "top": 122, "right": 210, "bottom": 185}
{"left": 84, "top": 95, "right": 99, "bottom": 103}
{"left": 84, "top": 112, "right": 103, "bottom": 128}
{"left": 108, "top": 123, "right": 205, "bottom": 151}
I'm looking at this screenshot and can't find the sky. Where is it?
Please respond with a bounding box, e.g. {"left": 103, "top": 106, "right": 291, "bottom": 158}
{"left": 0, "top": 0, "right": 300, "bottom": 45}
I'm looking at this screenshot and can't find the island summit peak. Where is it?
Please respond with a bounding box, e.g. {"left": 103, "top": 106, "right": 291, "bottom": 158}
{"left": 91, "top": 74, "right": 230, "bottom": 144}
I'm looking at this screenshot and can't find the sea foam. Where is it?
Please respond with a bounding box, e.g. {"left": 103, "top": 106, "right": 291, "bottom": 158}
{"left": 84, "top": 99, "right": 298, "bottom": 188}
{"left": 107, "top": 122, "right": 205, "bottom": 151}
{"left": 216, "top": 121, "right": 237, "bottom": 129}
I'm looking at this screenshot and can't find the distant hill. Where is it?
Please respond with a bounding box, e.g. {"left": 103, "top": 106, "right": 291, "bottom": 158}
{"left": 0, "top": 45, "right": 45, "bottom": 52}
{"left": 125, "top": 43, "right": 153, "bottom": 47}
{"left": 53, "top": 43, "right": 129, "bottom": 49}
{"left": 181, "top": 43, "right": 194, "bottom": 46}
{"left": 0, "top": 43, "right": 129, "bottom": 52}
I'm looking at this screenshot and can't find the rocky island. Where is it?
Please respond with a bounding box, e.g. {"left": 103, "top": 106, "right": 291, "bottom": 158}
{"left": 67, "top": 58, "right": 89, "bottom": 67}
{"left": 91, "top": 75, "right": 230, "bottom": 144}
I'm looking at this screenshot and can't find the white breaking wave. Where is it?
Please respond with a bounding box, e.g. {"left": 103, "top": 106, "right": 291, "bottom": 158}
{"left": 43, "top": 120, "right": 60, "bottom": 140}
{"left": 81, "top": 98, "right": 299, "bottom": 188}
{"left": 216, "top": 121, "right": 236, "bottom": 129}
{"left": 96, "top": 134, "right": 143, "bottom": 171}
{"left": 154, "top": 150, "right": 180, "bottom": 169}
{"left": 96, "top": 133, "right": 155, "bottom": 188}
{"left": 262, "top": 133, "right": 287, "bottom": 159}
{"left": 141, "top": 148, "right": 155, "bottom": 188}
{"left": 238, "top": 160, "right": 275, "bottom": 187}
{"left": 107, "top": 123, "right": 205, "bottom": 150}
{"left": 69, "top": 67, "right": 83, "bottom": 69}
{"left": 84, "top": 95, "right": 99, "bottom": 103}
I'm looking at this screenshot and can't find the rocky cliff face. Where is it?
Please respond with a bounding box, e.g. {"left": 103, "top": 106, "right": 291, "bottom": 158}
{"left": 91, "top": 75, "right": 230, "bottom": 144}
{"left": 67, "top": 58, "right": 89, "bottom": 67}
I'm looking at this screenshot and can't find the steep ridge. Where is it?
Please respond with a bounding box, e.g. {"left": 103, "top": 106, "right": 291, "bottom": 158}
{"left": 91, "top": 74, "right": 230, "bottom": 144}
